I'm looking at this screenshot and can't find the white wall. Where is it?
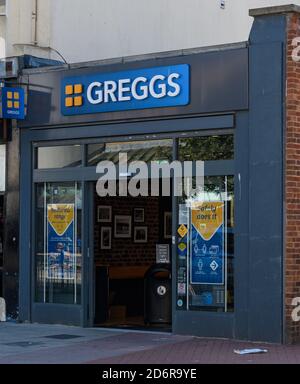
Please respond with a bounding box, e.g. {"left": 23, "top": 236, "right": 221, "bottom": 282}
{"left": 2, "top": 0, "right": 300, "bottom": 62}
{"left": 3, "top": 0, "right": 51, "bottom": 59}
{"left": 5, "top": 0, "right": 35, "bottom": 57}
{"left": 49, "top": 0, "right": 300, "bottom": 63}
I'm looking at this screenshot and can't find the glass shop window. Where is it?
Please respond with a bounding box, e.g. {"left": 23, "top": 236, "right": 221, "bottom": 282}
{"left": 179, "top": 135, "right": 234, "bottom": 161}
{"left": 176, "top": 176, "right": 234, "bottom": 313}
{"left": 87, "top": 139, "right": 173, "bottom": 166}
{"left": 176, "top": 134, "right": 234, "bottom": 313}
{"left": 0, "top": 144, "right": 5, "bottom": 192}
{"left": 0, "top": 0, "right": 6, "bottom": 16}
{"left": 37, "top": 145, "right": 82, "bottom": 169}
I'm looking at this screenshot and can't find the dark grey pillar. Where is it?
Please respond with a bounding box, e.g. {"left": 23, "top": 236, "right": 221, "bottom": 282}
{"left": 3, "top": 125, "right": 19, "bottom": 319}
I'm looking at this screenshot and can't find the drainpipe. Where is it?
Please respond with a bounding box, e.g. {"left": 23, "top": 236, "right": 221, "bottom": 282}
{"left": 32, "top": 0, "right": 38, "bottom": 45}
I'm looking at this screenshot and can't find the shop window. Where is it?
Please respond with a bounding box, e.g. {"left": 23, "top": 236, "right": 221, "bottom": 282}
{"left": 37, "top": 145, "right": 82, "bottom": 169}
{"left": 176, "top": 175, "right": 234, "bottom": 312}
{"left": 179, "top": 135, "right": 234, "bottom": 161}
{"left": 0, "top": 0, "right": 6, "bottom": 16}
{"left": 0, "top": 145, "right": 5, "bottom": 192}
{"left": 35, "top": 182, "right": 82, "bottom": 305}
{"left": 87, "top": 139, "right": 173, "bottom": 166}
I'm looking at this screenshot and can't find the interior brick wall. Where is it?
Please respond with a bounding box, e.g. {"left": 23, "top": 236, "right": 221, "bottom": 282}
{"left": 94, "top": 194, "right": 168, "bottom": 266}
{"left": 285, "top": 12, "right": 300, "bottom": 343}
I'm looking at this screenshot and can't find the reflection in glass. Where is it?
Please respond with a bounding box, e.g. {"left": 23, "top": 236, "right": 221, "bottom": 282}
{"left": 179, "top": 135, "right": 234, "bottom": 161}
{"left": 37, "top": 145, "right": 82, "bottom": 169}
{"left": 0, "top": 0, "right": 6, "bottom": 15}
{"left": 87, "top": 140, "right": 173, "bottom": 166}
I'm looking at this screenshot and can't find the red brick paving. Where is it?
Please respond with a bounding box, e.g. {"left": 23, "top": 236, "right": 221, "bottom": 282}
{"left": 1, "top": 323, "right": 300, "bottom": 364}
{"left": 88, "top": 337, "right": 300, "bottom": 364}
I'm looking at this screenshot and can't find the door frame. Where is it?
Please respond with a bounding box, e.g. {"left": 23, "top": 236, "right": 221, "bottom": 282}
{"left": 87, "top": 181, "right": 95, "bottom": 327}
{"left": 88, "top": 178, "right": 175, "bottom": 330}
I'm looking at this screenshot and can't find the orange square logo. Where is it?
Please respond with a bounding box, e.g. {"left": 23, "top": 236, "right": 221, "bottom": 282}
{"left": 65, "top": 97, "right": 73, "bottom": 107}
{"left": 14, "top": 101, "right": 20, "bottom": 109}
{"left": 7, "top": 100, "right": 13, "bottom": 108}
{"left": 65, "top": 85, "right": 73, "bottom": 95}
{"left": 74, "top": 84, "right": 83, "bottom": 94}
{"left": 74, "top": 96, "right": 83, "bottom": 107}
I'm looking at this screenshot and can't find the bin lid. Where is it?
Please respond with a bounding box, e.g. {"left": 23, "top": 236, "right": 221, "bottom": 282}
{"left": 144, "top": 263, "right": 171, "bottom": 278}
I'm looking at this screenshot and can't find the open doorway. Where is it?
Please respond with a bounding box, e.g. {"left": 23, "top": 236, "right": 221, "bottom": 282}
{"left": 93, "top": 186, "right": 172, "bottom": 331}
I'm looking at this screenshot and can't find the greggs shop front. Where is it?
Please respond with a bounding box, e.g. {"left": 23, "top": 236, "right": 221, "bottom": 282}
{"left": 16, "top": 7, "right": 300, "bottom": 343}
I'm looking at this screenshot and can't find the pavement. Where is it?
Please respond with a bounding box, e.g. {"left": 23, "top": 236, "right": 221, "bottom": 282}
{"left": 0, "top": 322, "right": 300, "bottom": 364}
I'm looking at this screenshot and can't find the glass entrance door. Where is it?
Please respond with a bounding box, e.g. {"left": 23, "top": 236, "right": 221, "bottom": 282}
{"left": 35, "top": 182, "right": 82, "bottom": 305}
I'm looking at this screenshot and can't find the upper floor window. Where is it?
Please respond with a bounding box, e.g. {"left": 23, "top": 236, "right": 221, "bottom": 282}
{"left": 0, "top": 1, "right": 6, "bottom": 16}
{"left": 0, "top": 145, "right": 5, "bottom": 192}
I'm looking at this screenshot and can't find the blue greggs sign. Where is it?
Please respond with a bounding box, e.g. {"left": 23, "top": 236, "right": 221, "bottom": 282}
{"left": 61, "top": 64, "right": 190, "bottom": 116}
{"left": 2, "top": 87, "right": 26, "bottom": 120}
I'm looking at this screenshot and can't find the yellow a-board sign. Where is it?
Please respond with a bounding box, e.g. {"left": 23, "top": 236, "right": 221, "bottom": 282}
{"left": 191, "top": 202, "right": 224, "bottom": 241}
{"left": 47, "top": 204, "right": 74, "bottom": 236}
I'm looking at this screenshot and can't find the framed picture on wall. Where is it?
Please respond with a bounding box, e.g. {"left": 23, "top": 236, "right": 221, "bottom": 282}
{"left": 97, "top": 205, "right": 112, "bottom": 223}
{"left": 164, "top": 212, "right": 172, "bottom": 239}
{"left": 134, "top": 226, "right": 148, "bottom": 243}
{"left": 101, "top": 227, "right": 111, "bottom": 250}
{"left": 114, "top": 215, "right": 132, "bottom": 238}
{"left": 133, "top": 208, "right": 144, "bottom": 223}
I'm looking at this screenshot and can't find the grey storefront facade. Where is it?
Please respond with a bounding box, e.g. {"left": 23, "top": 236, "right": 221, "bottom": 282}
{"left": 9, "top": 6, "right": 298, "bottom": 343}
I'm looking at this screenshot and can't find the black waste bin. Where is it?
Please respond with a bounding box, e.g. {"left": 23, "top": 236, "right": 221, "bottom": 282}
{"left": 144, "top": 263, "right": 171, "bottom": 324}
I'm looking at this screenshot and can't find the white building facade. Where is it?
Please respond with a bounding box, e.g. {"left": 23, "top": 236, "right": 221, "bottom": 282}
{"left": 0, "top": 0, "right": 299, "bottom": 64}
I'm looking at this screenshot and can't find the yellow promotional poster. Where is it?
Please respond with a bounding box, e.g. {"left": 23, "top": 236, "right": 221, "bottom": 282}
{"left": 191, "top": 202, "right": 224, "bottom": 241}
{"left": 47, "top": 204, "right": 74, "bottom": 236}
{"left": 190, "top": 201, "right": 225, "bottom": 285}
{"left": 47, "top": 204, "right": 75, "bottom": 280}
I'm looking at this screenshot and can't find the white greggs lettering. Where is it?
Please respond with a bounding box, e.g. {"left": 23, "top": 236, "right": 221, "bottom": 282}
{"left": 87, "top": 73, "right": 181, "bottom": 104}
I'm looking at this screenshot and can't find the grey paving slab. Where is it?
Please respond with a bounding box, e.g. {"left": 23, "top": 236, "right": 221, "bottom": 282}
{"left": 0, "top": 322, "right": 124, "bottom": 359}
{"left": 0, "top": 322, "right": 190, "bottom": 364}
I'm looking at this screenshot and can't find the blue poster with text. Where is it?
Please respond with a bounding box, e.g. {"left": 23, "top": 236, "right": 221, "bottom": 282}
{"left": 190, "top": 202, "right": 225, "bottom": 285}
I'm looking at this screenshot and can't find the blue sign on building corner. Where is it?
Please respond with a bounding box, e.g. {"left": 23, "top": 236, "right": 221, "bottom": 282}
{"left": 1, "top": 87, "right": 26, "bottom": 120}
